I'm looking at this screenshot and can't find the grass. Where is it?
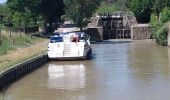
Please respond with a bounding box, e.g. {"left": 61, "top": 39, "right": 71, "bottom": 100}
{"left": 0, "top": 30, "right": 41, "bottom": 55}
{"left": 0, "top": 37, "right": 12, "bottom": 55}
{"left": 0, "top": 30, "right": 48, "bottom": 72}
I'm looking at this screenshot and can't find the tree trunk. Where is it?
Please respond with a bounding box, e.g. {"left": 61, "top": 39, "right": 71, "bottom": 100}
{"left": 0, "top": 24, "right": 1, "bottom": 37}
{"left": 42, "top": 16, "right": 48, "bottom": 34}
{"left": 49, "top": 21, "right": 53, "bottom": 34}
{"left": 78, "top": 3, "right": 84, "bottom": 31}
{"left": 80, "top": 26, "right": 83, "bottom": 31}
{"left": 19, "top": 16, "right": 22, "bottom": 38}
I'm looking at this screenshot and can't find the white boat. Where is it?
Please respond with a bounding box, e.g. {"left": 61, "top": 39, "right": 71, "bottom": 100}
{"left": 47, "top": 32, "right": 92, "bottom": 60}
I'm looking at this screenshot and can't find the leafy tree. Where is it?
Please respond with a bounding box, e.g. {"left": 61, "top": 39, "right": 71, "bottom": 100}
{"left": 151, "top": 0, "right": 170, "bottom": 19}
{"left": 130, "top": 0, "right": 152, "bottom": 23}
{"left": 0, "top": 4, "right": 13, "bottom": 29}
{"left": 96, "top": 3, "right": 120, "bottom": 13}
{"left": 7, "top": 0, "right": 65, "bottom": 33}
{"left": 64, "top": 0, "right": 101, "bottom": 30}
{"left": 160, "top": 7, "right": 170, "bottom": 23}
{"left": 39, "top": 0, "right": 64, "bottom": 33}
{"left": 125, "top": 0, "right": 132, "bottom": 8}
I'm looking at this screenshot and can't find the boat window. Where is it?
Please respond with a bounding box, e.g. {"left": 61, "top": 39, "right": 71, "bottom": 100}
{"left": 50, "top": 37, "right": 63, "bottom": 43}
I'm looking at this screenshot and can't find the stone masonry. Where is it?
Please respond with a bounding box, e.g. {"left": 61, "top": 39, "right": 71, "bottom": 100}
{"left": 131, "top": 24, "right": 151, "bottom": 40}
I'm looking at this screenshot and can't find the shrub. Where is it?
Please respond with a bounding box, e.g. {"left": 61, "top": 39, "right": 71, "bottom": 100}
{"left": 155, "top": 24, "right": 168, "bottom": 46}
{"left": 160, "top": 7, "right": 170, "bottom": 23}
{"left": 150, "top": 13, "right": 163, "bottom": 38}
{"left": 0, "top": 38, "right": 12, "bottom": 55}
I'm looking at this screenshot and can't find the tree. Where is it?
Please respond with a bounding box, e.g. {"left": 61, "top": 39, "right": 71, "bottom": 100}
{"left": 160, "top": 7, "right": 170, "bottom": 23}
{"left": 39, "top": 0, "right": 64, "bottom": 33}
{"left": 151, "top": 0, "right": 170, "bottom": 20}
{"left": 7, "top": 0, "right": 65, "bottom": 33}
{"left": 125, "top": 0, "right": 132, "bottom": 8}
{"left": 64, "top": 0, "right": 101, "bottom": 30}
{"left": 130, "top": 0, "right": 152, "bottom": 23}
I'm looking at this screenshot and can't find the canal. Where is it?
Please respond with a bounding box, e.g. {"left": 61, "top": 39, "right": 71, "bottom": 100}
{"left": 1, "top": 40, "right": 170, "bottom": 100}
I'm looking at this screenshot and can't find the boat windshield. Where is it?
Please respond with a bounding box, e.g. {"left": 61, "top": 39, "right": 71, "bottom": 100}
{"left": 50, "top": 36, "right": 63, "bottom": 43}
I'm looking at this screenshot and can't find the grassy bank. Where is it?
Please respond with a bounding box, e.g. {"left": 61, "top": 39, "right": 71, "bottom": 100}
{"left": 0, "top": 30, "right": 48, "bottom": 72}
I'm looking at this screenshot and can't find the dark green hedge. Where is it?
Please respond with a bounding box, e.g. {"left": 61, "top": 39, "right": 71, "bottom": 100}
{"left": 155, "top": 25, "right": 168, "bottom": 46}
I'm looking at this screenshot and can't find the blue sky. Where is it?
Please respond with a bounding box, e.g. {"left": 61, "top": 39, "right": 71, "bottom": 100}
{"left": 0, "top": 0, "right": 6, "bottom": 4}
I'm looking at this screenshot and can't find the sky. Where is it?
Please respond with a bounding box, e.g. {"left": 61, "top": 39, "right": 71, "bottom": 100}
{"left": 0, "top": 0, "right": 6, "bottom": 4}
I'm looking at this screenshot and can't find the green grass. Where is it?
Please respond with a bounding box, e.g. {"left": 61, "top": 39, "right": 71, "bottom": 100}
{"left": 0, "top": 37, "right": 13, "bottom": 55}
{"left": 0, "top": 30, "right": 48, "bottom": 72}
{"left": 0, "top": 31, "right": 42, "bottom": 56}
{"left": 0, "top": 49, "right": 46, "bottom": 72}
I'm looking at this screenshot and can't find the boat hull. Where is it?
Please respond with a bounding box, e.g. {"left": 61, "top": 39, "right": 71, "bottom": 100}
{"left": 48, "top": 42, "right": 92, "bottom": 60}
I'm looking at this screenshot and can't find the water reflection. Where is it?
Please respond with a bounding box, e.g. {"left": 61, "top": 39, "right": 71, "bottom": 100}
{"left": 48, "top": 64, "right": 86, "bottom": 90}
{"left": 129, "top": 41, "right": 170, "bottom": 80}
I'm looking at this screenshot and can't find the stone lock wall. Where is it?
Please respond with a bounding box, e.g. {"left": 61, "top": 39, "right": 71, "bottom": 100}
{"left": 131, "top": 24, "right": 151, "bottom": 40}
{"left": 86, "top": 27, "right": 103, "bottom": 41}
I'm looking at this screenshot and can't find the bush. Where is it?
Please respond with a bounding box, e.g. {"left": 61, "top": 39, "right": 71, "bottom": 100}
{"left": 155, "top": 24, "right": 168, "bottom": 46}
{"left": 150, "top": 13, "right": 163, "bottom": 39}
{"left": 160, "top": 7, "right": 170, "bottom": 23}
{"left": 0, "top": 38, "right": 13, "bottom": 55}
{"left": 150, "top": 9, "right": 170, "bottom": 46}
{"left": 130, "top": 0, "right": 152, "bottom": 23}
{"left": 150, "top": 13, "right": 159, "bottom": 27}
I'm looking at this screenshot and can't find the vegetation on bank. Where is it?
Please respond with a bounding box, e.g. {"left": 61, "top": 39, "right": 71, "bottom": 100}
{"left": 154, "top": 24, "right": 168, "bottom": 46}
{"left": 64, "top": 0, "right": 103, "bottom": 30}
{"left": 0, "top": 30, "right": 47, "bottom": 72}
{"left": 96, "top": 3, "right": 121, "bottom": 13}
{"left": 150, "top": 7, "right": 170, "bottom": 46}
{"left": 0, "top": 0, "right": 64, "bottom": 33}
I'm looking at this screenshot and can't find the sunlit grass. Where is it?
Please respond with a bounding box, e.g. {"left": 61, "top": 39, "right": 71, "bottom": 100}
{"left": 0, "top": 30, "right": 48, "bottom": 72}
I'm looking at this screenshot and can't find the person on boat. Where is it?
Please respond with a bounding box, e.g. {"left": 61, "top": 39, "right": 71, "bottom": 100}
{"left": 71, "top": 33, "right": 79, "bottom": 43}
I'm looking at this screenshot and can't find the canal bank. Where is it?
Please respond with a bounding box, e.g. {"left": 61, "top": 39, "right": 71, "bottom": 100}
{"left": 0, "top": 54, "right": 49, "bottom": 91}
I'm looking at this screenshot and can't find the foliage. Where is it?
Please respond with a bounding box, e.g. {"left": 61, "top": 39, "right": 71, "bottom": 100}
{"left": 160, "top": 7, "right": 170, "bottom": 23}
{"left": 150, "top": 7, "right": 170, "bottom": 46}
{"left": 152, "top": 0, "right": 170, "bottom": 17}
{"left": 6, "top": 0, "right": 64, "bottom": 33}
{"left": 149, "top": 13, "right": 161, "bottom": 38}
{"left": 130, "top": 0, "right": 152, "bottom": 23}
{"left": 154, "top": 24, "right": 168, "bottom": 46}
{"left": 96, "top": 3, "right": 120, "bottom": 13}
{"left": 0, "top": 37, "right": 12, "bottom": 55}
{"left": 64, "top": 0, "right": 101, "bottom": 30}
{"left": 96, "top": 0, "right": 131, "bottom": 13}
{"left": 150, "top": 13, "right": 159, "bottom": 27}
{"left": 39, "top": 0, "right": 64, "bottom": 32}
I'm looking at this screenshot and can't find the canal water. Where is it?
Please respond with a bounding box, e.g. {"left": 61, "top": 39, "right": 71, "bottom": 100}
{"left": 1, "top": 40, "right": 170, "bottom": 100}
